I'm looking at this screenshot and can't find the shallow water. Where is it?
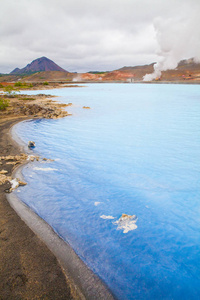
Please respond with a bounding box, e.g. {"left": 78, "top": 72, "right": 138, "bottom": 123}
{"left": 14, "top": 83, "right": 200, "bottom": 299}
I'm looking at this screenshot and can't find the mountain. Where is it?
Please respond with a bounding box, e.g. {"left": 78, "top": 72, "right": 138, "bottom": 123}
{"left": 177, "top": 58, "right": 200, "bottom": 70}
{"left": 80, "top": 59, "right": 200, "bottom": 82}
{"left": 10, "top": 57, "right": 67, "bottom": 75}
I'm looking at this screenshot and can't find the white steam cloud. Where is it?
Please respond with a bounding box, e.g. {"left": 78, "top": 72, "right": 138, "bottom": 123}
{"left": 143, "top": 2, "right": 200, "bottom": 81}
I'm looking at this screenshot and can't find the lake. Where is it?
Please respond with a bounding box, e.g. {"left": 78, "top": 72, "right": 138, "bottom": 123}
{"left": 14, "top": 83, "right": 200, "bottom": 299}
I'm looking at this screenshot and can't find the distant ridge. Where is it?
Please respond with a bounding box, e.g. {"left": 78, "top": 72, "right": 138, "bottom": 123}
{"left": 10, "top": 57, "right": 68, "bottom": 75}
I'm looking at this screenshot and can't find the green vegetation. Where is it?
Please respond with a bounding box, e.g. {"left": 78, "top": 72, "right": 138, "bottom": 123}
{"left": 14, "top": 82, "right": 32, "bottom": 88}
{"left": 0, "top": 98, "right": 9, "bottom": 110}
{"left": 0, "top": 83, "right": 3, "bottom": 88}
{"left": 88, "top": 71, "right": 107, "bottom": 74}
{"left": 4, "top": 85, "right": 16, "bottom": 97}
{"left": 43, "top": 81, "right": 49, "bottom": 85}
{"left": 14, "top": 81, "right": 24, "bottom": 87}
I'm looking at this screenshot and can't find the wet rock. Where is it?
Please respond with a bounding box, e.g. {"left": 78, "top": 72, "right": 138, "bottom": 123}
{"left": 42, "top": 158, "right": 54, "bottom": 162}
{"left": 28, "top": 141, "right": 35, "bottom": 148}
{"left": 17, "top": 180, "right": 27, "bottom": 186}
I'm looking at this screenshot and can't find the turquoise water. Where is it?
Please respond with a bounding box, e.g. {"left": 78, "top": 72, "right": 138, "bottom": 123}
{"left": 14, "top": 84, "right": 200, "bottom": 299}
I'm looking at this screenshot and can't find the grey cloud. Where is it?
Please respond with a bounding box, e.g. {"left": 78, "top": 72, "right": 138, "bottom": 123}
{"left": 0, "top": 0, "right": 199, "bottom": 73}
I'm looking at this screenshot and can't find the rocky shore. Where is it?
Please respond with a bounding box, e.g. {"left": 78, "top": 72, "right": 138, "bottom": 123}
{"left": 0, "top": 92, "right": 71, "bottom": 120}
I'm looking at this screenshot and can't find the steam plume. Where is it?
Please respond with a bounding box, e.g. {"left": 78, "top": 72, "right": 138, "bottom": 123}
{"left": 143, "top": 3, "right": 200, "bottom": 81}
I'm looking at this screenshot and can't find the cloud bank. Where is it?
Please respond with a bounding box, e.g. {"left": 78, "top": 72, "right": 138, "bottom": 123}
{"left": 0, "top": 0, "right": 199, "bottom": 73}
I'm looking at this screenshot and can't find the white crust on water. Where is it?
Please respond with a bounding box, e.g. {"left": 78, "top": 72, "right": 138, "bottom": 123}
{"left": 100, "top": 215, "right": 115, "bottom": 220}
{"left": 113, "top": 214, "right": 138, "bottom": 233}
{"left": 33, "top": 167, "right": 58, "bottom": 171}
{"left": 10, "top": 178, "right": 19, "bottom": 189}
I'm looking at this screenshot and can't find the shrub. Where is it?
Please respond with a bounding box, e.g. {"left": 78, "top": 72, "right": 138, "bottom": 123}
{"left": 43, "top": 81, "right": 49, "bottom": 85}
{"left": 0, "top": 98, "right": 9, "bottom": 110}
{"left": 4, "top": 85, "right": 16, "bottom": 97}
{"left": 14, "top": 82, "right": 23, "bottom": 87}
{"left": 14, "top": 82, "right": 28, "bottom": 88}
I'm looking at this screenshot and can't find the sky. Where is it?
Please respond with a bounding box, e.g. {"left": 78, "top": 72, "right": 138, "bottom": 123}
{"left": 0, "top": 0, "right": 200, "bottom": 74}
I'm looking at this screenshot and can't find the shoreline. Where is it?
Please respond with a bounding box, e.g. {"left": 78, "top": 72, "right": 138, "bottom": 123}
{"left": 0, "top": 117, "right": 74, "bottom": 299}
{"left": 8, "top": 120, "right": 115, "bottom": 300}
{"left": 0, "top": 89, "right": 115, "bottom": 299}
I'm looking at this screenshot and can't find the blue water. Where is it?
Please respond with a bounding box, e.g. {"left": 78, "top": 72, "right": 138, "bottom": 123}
{"left": 14, "top": 83, "right": 200, "bottom": 299}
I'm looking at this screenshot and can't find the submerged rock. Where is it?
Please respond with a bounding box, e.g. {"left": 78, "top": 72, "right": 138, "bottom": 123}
{"left": 42, "top": 157, "right": 54, "bottom": 162}
{"left": 114, "top": 214, "right": 138, "bottom": 233}
{"left": 119, "top": 214, "right": 133, "bottom": 220}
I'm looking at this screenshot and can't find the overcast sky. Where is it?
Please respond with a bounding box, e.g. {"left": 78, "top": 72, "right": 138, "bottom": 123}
{"left": 0, "top": 0, "right": 199, "bottom": 73}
